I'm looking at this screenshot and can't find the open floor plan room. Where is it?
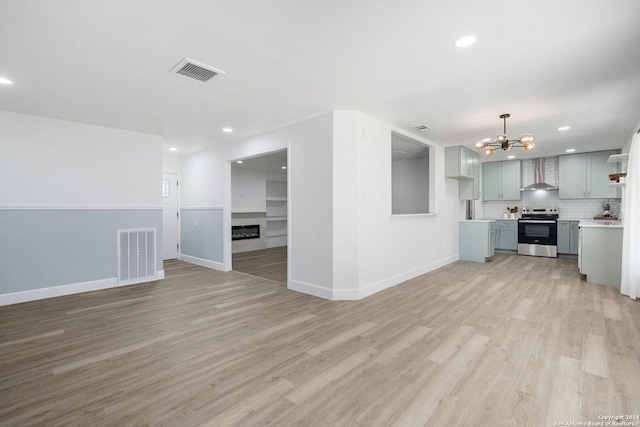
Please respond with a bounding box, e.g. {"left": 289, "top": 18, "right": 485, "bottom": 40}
{"left": 1, "top": 255, "right": 638, "bottom": 426}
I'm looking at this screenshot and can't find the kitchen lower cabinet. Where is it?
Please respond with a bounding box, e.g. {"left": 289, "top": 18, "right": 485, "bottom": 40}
{"left": 495, "top": 220, "right": 518, "bottom": 250}
{"left": 459, "top": 220, "right": 495, "bottom": 262}
{"left": 557, "top": 220, "right": 580, "bottom": 255}
{"left": 559, "top": 150, "right": 619, "bottom": 199}
{"left": 579, "top": 225, "right": 623, "bottom": 286}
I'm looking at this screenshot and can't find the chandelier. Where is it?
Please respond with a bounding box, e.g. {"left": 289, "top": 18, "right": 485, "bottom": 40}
{"left": 475, "top": 113, "right": 535, "bottom": 157}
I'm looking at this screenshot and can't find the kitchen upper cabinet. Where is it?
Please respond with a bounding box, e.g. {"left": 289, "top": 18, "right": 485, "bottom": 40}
{"left": 495, "top": 220, "right": 518, "bottom": 250}
{"left": 557, "top": 220, "right": 579, "bottom": 255}
{"left": 445, "top": 146, "right": 480, "bottom": 200}
{"left": 482, "top": 160, "right": 521, "bottom": 201}
{"left": 559, "top": 150, "right": 619, "bottom": 199}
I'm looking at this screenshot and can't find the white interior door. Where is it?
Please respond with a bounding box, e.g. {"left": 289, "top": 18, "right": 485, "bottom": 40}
{"left": 162, "top": 173, "right": 179, "bottom": 260}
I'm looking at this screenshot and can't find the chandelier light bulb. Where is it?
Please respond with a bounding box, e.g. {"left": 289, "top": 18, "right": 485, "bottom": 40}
{"left": 484, "top": 147, "right": 494, "bottom": 156}
{"left": 523, "top": 141, "right": 536, "bottom": 151}
{"left": 520, "top": 134, "right": 535, "bottom": 144}
{"left": 496, "top": 133, "right": 508, "bottom": 143}
{"left": 475, "top": 140, "right": 487, "bottom": 149}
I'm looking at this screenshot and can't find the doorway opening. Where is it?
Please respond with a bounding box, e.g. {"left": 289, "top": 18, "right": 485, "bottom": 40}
{"left": 229, "top": 149, "right": 288, "bottom": 284}
{"left": 162, "top": 172, "right": 179, "bottom": 260}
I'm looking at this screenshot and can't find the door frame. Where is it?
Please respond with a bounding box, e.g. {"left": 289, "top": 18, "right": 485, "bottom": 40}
{"left": 162, "top": 172, "right": 180, "bottom": 260}
{"left": 223, "top": 146, "right": 289, "bottom": 280}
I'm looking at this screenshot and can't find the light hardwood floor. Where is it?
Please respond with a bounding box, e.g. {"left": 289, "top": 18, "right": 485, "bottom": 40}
{"left": 1, "top": 255, "right": 639, "bottom": 426}
{"left": 232, "top": 247, "right": 287, "bottom": 284}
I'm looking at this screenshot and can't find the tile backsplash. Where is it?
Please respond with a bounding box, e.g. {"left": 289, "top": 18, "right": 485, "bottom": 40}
{"left": 479, "top": 157, "right": 621, "bottom": 220}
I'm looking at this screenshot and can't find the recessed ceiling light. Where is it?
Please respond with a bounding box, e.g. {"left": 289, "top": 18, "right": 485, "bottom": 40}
{"left": 558, "top": 126, "right": 570, "bottom": 131}
{"left": 236, "top": 160, "right": 243, "bottom": 164}
{"left": 281, "top": 166, "right": 287, "bottom": 169}
{"left": 507, "top": 155, "right": 515, "bottom": 159}
{"left": 169, "top": 147, "right": 178, "bottom": 151}
{"left": 566, "top": 148, "right": 576, "bottom": 153}
{"left": 0, "top": 77, "right": 13, "bottom": 85}
{"left": 455, "top": 35, "right": 476, "bottom": 48}
{"left": 482, "top": 138, "right": 491, "bottom": 143}
{"left": 223, "top": 128, "right": 233, "bottom": 133}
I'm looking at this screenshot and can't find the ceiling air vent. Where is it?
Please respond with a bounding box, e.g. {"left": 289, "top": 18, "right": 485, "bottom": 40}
{"left": 169, "top": 58, "right": 225, "bottom": 83}
{"left": 414, "top": 124, "right": 432, "bottom": 131}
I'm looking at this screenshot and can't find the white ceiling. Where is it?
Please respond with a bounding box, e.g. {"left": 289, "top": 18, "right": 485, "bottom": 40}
{"left": 2, "top": 1, "right": 640, "bottom": 160}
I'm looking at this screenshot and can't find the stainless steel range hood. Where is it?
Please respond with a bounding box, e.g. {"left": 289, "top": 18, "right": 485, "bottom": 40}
{"left": 520, "top": 158, "right": 558, "bottom": 191}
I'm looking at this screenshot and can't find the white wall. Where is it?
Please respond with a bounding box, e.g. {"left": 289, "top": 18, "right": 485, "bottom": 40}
{"left": 1, "top": 110, "right": 161, "bottom": 208}
{"left": 231, "top": 168, "right": 266, "bottom": 213}
{"left": 339, "top": 112, "right": 460, "bottom": 299}
{"left": 178, "top": 111, "right": 459, "bottom": 300}
{"left": 179, "top": 113, "right": 335, "bottom": 293}
{"left": 163, "top": 154, "right": 181, "bottom": 174}
{"left": 0, "top": 110, "right": 163, "bottom": 304}
{"left": 225, "top": 113, "right": 335, "bottom": 295}
{"left": 392, "top": 157, "right": 430, "bottom": 214}
{"left": 180, "top": 149, "right": 225, "bottom": 208}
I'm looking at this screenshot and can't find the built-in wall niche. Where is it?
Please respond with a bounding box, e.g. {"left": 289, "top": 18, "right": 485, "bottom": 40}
{"left": 391, "top": 132, "right": 431, "bottom": 215}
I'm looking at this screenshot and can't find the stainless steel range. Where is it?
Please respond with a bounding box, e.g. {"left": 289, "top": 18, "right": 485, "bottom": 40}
{"left": 517, "top": 207, "right": 559, "bottom": 258}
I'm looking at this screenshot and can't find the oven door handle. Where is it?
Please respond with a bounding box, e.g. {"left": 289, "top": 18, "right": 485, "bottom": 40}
{"left": 519, "top": 220, "right": 557, "bottom": 224}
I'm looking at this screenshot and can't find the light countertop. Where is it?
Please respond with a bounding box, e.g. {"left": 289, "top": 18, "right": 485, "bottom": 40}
{"left": 579, "top": 220, "right": 624, "bottom": 229}
{"left": 483, "top": 217, "right": 614, "bottom": 222}
{"left": 459, "top": 219, "right": 495, "bottom": 223}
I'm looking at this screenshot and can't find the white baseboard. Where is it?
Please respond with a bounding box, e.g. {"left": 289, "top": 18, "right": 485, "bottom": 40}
{"left": 179, "top": 254, "right": 228, "bottom": 272}
{"left": 0, "top": 270, "right": 165, "bottom": 306}
{"left": 355, "top": 254, "right": 458, "bottom": 300}
{"left": 288, "top": 279, "right": 334, "bottom": 300}
{"left": 289, "top": 255, "right": 458, "bottom": 301}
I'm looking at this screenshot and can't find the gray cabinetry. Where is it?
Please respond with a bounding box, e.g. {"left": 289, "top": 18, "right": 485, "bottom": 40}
{"left": 495, "top": 220, "right": 518, "bottom": 250}
{"left": 558, "top": 220, "right": 579, "bottom": 254}
{"left": 579, "top": 225, "right": 623, "bottom": 286}
{"left": 445, "top": 146, "right": 479, "bottom": 200}
{"left": 482, "top": 160, "right": 521, "bottom": 201}
{"left": 459, "top": 221, "right": 495, "bottom": 262}
{"left": 559, "top": 150, "right": 619, "bottom": 199}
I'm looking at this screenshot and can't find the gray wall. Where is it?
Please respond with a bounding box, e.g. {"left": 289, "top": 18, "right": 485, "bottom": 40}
{"left": 0, "top": 209, "right": 162, "bottom": 293}
{"left": 392, "top": 156, "right": 430, "bottom": 214}
{"left": 180, "top": 209, "right": 224, "bottom": 263}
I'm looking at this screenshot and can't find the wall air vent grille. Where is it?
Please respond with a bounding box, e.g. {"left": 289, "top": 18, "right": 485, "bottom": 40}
{"left": 169, "top": 58, "right": 225, "bottom": 83}
{"left": 117, "top": 228, "right": 156, "bottom": 283}
{"left": 414, "top": 124, "right": 432, "bottom": 131}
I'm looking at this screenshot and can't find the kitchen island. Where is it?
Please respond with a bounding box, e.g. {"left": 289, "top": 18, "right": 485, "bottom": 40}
{"left": 579, "top": 220, "right": 623, "bottom": 286}
{"left": 459, "top": 220, "right": 496, "bottom": 262}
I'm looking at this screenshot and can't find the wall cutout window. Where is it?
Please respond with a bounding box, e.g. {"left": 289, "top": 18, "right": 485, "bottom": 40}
{"left": 391, "top": 132, "right": 430, "bottom": 215}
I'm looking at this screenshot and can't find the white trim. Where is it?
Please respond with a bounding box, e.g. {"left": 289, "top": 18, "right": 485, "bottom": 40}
{"left": 390, "top": 212, "right": 439, "bottom": 218}
{"left": 291, "top": 254, "right": 458, "bottom": 301}
{"left": 224, "top": 146, "right": 290, "bottom": 273}
{"left": 288, "top": 279, "right": 334, "bottom": 300}
{"left": 354, "top": 254, "right": 459, "bottom": 300}
{"left": 179, "top": 254, "right": 229, "bottom": 271}
{"left": 0, "top": 206, "right": 163, "bottom": 210}
{"left": 180, "top": 206, "right": 224, "bottom": 210}
{"left": 0, "top": 271, "right": 164, "bottom": 307}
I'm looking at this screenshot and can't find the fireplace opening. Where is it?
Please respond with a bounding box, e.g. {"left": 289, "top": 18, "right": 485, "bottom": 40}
{"left": 232, "top": 224, "right": 260, "bottom": 241}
